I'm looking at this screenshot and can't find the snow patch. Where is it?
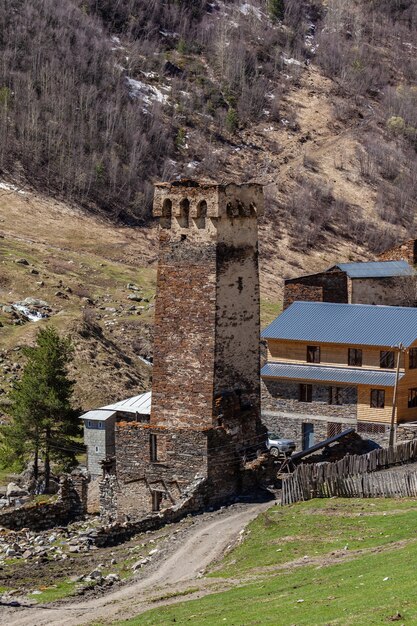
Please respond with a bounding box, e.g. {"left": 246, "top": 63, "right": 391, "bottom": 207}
{"left": 282, "top": 55, "right": 302, "bottom": 66}
{"left": 0, "top": 182, "right": 26, "bottom": 194}
{"left": 126, "top": 77, "right": 170, "bottom": 106}
{"left": 138, "top": 355, "right": 153, "bottom": 367}
{"left": 239, "top": 3, "right": 263, "bottom": 20}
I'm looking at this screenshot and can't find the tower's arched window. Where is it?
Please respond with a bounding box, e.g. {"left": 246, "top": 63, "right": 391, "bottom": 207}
{"left": 195, "top": 200, "right": 207, "bottom": 229}
{"left": 179, "top": 198, "right": 190, "bottom": 228}
{"left": 161, "top": 198, "right": 172, "bottom": 229}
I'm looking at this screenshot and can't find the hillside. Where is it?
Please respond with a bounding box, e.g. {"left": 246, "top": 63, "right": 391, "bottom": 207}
{"left": 0, "top": 187, "right": 155, "bottom": 410}
{"left": 2, "top": 0, "right": 417, "bottom": 409}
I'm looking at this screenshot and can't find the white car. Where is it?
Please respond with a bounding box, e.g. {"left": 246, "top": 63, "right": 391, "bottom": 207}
{"left": 267, "top": 433, "right": 296, "bottom": 457}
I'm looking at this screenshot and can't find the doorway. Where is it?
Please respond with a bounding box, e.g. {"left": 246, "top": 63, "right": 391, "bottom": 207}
{"left": 302, "top": 423, "right": 314, "bottom": 450}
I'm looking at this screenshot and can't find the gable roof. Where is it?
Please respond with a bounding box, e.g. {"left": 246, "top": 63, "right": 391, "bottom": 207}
{"left": 261, "top": 301, "right": 417, "bottom": 347}
{"left": 329, "top": 260, "right": 414, "bottom": 278}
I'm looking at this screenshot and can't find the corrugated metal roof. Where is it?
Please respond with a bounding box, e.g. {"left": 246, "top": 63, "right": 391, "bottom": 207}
{"left": 261, "top": 362, "right": 402, "bottom": 386}
{"left": 80, "top": 391, "right": 152, "bottom": 421}
{"left": 101, "top": 391, "right": 152, "bottom": 414}
{"left": 330, "top": 260, "right": 414, "bottom": 278}
{"left": 80, "top": 410, "right": 116, "bottom": 422}
{"left": 261, "top": 301, "right": 417, "bottom": 347}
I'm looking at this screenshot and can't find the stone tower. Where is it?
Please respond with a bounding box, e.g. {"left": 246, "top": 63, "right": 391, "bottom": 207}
{"left": 102, "top": 180, "right": 265, "bottom": 521}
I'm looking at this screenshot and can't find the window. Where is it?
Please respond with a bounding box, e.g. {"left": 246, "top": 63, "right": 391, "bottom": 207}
{"left": 98, "top": 421, "right": 104, "bottom": 429}
{"left": 380, "top": 350, "right": 395, "bottom": 369}
{"left": 152, "top": 491, "right": 162, "bottom": 512}
{"left": 357, "top": 422, "right": 386, "bottom": 434}
{"left": 299, "top": 384, "right": 312, "bottom": 402}
{"left": 328, "top": 387, "right": 343, "bottom": 405}
{"left": 95, "top": 446, "right": 100, "bottom": 453}
{"left": 370, "top": 389, "right": 385, "bottom": 409}
{"left": 410, "top": 348, "right": 417, "bottom": 369}
{"left": 327, "top": 422, "right": 342, "bottom": 438}
{"left": 150, "top": 434, "right": 158, "bottom": 462}
{"left": 408, "top": 388, "right": 417, "bottom": 408}
{"left": 87, "top": 420, "right": 91, "bottom": 428}
{"left": 178, "top": 198, "right": 190, "bottom": 228}
{"left": 161, "top": 198, "right": 172, "bottom": 229}
{"left": 307, "top": 346, "right": 320, "bottom": 363}
{"left": 348, "top": 348, "right": 362, "bottom": 367}
{"left": 195, "top": 200, "right": 207, "bottom": 229}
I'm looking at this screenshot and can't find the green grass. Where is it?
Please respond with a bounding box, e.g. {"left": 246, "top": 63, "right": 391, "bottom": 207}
{"left": 119, "top": 498, "right": 417, "bottom": 625}
{"left": 30, "top": 580, "right": 80, "bottom": 603}
{"left": 260, "top": 300, "right": 282, "bottom": 327}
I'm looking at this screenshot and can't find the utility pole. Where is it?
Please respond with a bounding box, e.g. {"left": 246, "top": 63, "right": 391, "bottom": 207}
{"left": 389, "top": 343, "right": 404, "bottom": 448}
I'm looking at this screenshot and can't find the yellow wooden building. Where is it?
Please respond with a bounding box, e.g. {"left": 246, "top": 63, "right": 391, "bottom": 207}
{"left": 261, "top": 302, "right": 417, "bottom": 448}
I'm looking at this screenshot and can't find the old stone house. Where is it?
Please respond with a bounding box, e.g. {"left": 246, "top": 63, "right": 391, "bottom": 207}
{"left": 261, "top": 301, "right": 417, "bottom": 449}
{"left": 81, "top": 392, "right": 151, "bottom": 476}
{"left": 378, "top": 239, "right": 417, "bottom": 266}
{"left": 284, "top": 260, "right": 416, "bottom": 310}
{"left": 102, "top": 180, "right": 266, "bottom": 521}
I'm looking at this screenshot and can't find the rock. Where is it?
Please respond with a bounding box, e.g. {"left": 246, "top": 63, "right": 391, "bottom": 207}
{"left": 22, "top": 550, "right": 33, "bottom": 559}
{"left": 127, "top": 283, "right": 141, "bottom": 291}
{"left": 29, "top": 269, "right": 39, "bottom": 275}
{"left": 132, "top": 558, "right": 149, "bottom": 570}
{"left": 105, "top": 573, "right": 120, "bottom": 583}
{"left": 6, "top": 483, "right": 28, "bottom": 498}
{"left": 149, "top": 548, "right": 158, "bottom": 556}
{"left": 15, "top": 258, "right": 29, "bottom": 265}
{"left": 5, "top": 548, "right": 17, "bottom": 557}
{"left": 110, "top": 558, "right": 116, "bottom": 565}
{"left": 88, "top": 568, "right": 102, "bottom": 579}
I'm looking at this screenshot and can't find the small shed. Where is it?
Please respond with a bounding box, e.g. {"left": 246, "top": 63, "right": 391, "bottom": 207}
{"left": 81, "top": 392, "right": 152, "bottom": 477}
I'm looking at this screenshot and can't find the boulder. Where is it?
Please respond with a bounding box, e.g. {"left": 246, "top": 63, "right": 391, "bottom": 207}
{"left": 6, "top": 483, "right": 28, "bottom": 498}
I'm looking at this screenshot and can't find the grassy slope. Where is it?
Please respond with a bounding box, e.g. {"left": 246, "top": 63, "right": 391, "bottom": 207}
{"left": 121, "top": 498, "right": 417, "bottom": 625}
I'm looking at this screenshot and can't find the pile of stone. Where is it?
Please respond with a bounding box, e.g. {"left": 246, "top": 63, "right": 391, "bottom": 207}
{"left": 0, "top": 519, "right": 101, "bottom": 565}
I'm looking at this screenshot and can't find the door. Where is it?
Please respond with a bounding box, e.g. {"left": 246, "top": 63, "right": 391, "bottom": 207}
{"left": 302, "top": 423, "right": 314, "bottom": 450}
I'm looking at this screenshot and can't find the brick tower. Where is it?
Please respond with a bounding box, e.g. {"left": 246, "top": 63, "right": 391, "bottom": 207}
{"left": 103, "top": 180, "right": 265, "bottom": 520}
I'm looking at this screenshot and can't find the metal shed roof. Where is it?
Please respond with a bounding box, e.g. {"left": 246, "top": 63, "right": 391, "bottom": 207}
{"left": 101, "top": 391, "right": 152, "bottom": 414}
{"left": 80, "top": 391, "right": 152, "bottom": 422}
{"left": 329, "top": 260, "right": 414, "bottom": 278}
{"left": 261, "top": 362, "right": 402, "bottom": 387}
{"left": 261, "top": 301, "right": 417, "bottom": 347}
{"left": 80, "top": 409, "right": 116, "bottom": 422}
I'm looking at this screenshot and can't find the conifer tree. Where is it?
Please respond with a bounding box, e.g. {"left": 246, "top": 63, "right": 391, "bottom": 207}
{"left": 2, "top": 327, "right": 82, "bottom": 492}
{"left": 268, "top": 0, "right": 284, "bottom": 21}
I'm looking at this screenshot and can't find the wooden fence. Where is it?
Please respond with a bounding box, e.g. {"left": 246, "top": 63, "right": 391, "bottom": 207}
{"left": 282, "top": 439, "right": 417, "bottom": 505}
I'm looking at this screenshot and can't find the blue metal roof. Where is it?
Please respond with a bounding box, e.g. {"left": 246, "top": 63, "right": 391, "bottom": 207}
{"left": 330, "top": 260, "right": 414, "bottom": 278}
{"left": 261, "top": 362, "right": 402, "bottom": 387}
{"left": 261, "top": 301, "right": 417, "bottom": 347}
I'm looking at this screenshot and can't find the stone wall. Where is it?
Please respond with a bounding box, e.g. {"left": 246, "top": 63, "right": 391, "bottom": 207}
{"left": 350, "top": 276, "right": 416, "bottom": 307}
{"left": 0, "top": 473, "right": 88, "bottom": 531}
{"left": 262, "top": 380, "right": 357, "bottom": 420}
{"left": 283, "top": 270, "right": 348, "bottom": 309}
{"left": 103, "top": 422, "right": 208, "bottom": 521}
{"left": 379, "top": 240, "right": 417, "bottom": 265}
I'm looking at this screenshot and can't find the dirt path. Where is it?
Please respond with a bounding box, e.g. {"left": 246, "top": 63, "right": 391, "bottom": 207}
{"left": 3, "top": 501, "right": 272, "bottom": 626}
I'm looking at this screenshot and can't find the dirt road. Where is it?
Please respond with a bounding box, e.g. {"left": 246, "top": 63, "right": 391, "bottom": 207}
{"left": 3, "top": 501, "right": 272, "bottom": 626}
